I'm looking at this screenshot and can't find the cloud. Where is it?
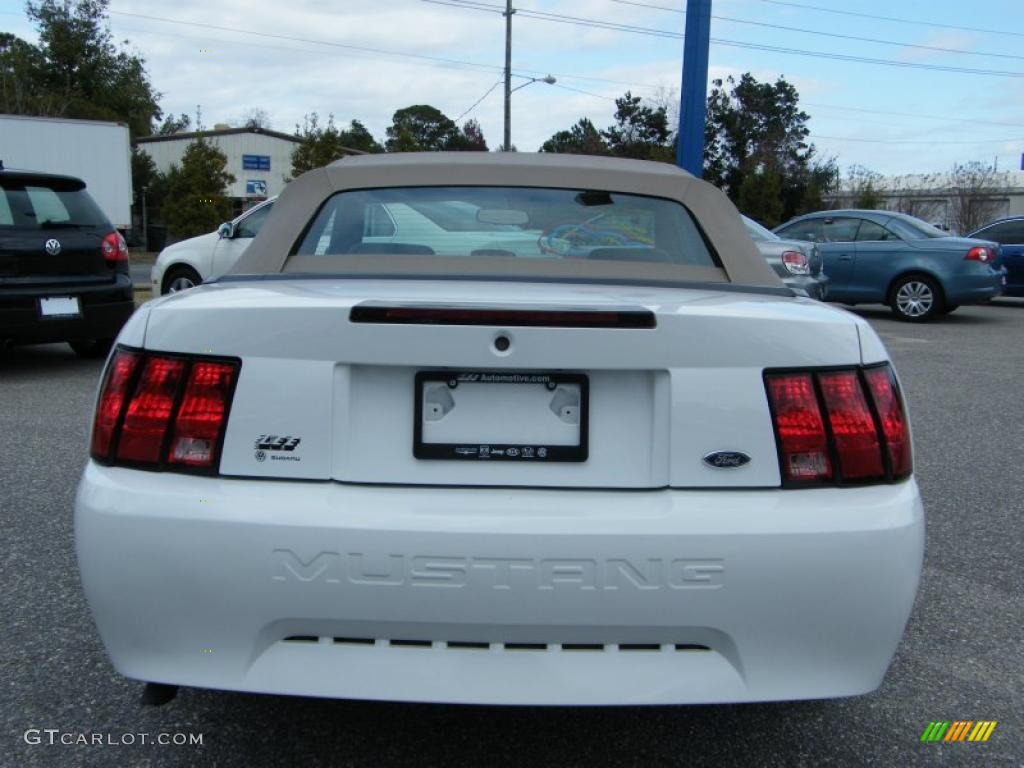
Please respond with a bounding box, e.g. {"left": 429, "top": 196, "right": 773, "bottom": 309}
{"left": 10, "top": 0, "right": 1020, "bottom": 173}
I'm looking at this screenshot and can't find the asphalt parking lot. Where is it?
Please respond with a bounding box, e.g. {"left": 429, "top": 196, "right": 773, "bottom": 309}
{"left": 1, "top": 299, "right": 1022, "bottom": 768}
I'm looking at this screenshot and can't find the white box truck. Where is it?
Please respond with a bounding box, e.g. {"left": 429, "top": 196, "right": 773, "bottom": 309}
{"left": 0, "top": 114, "right": 132, "bottom": 230}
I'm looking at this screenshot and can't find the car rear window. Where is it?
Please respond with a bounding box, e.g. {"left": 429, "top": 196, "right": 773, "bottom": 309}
{"left": 0, "top": 178, "right": 109, "bottom": 230}
{"left": 293, "top": 186, "right": 720, "bottom": 268}
{"left": 885, "top": 214, "right": 947, "bottom": 240}
{"left": 743, "top": 216, "right": 778, "bottom": 241}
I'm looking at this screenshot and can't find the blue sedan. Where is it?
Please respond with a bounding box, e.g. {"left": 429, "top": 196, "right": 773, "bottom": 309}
{"left": 967, "top": 216, "right": 1024, "bottom": 297}
{"left": 774, "top": 210, "right": 1005, "bottom": 321}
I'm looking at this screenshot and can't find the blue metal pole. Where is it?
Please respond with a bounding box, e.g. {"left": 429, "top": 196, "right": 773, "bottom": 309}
{"left": 677, "top": 0, "right": 712, "bottom": 176}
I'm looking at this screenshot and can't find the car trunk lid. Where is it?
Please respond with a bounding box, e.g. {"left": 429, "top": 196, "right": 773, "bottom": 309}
{"left": 143, "top": 279, "right": 866, "bottom": 489}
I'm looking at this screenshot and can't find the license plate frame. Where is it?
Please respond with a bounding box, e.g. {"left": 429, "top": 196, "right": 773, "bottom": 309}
{"left": 38, "top": 296, "right": 81, "bottom": 318}
{"left": 414, "top": 370, "right": 589, "bottom": 462}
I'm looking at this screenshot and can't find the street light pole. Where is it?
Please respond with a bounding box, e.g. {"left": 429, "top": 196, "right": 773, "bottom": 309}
{"left": 503, "top": 0, "right": 514, "bottom": 151}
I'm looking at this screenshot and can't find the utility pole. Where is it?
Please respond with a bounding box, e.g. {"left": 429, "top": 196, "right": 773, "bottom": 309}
{"left": 503, "top": 0, "right": 514, "bottom": 151}
{"left": 677, "top": 0, "right": 712, "bottom": 176}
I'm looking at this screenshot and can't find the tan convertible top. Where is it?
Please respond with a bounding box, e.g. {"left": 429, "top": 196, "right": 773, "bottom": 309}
{"left": 232, "top": 152, "right": 783, "bottom": 289}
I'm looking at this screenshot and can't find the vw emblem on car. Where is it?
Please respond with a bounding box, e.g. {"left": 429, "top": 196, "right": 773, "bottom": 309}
{"left": 44, "top": 238, "right": 62, "bottom": 256}
{"left": 703, "top": 450, "right": 751, "bottom": 469}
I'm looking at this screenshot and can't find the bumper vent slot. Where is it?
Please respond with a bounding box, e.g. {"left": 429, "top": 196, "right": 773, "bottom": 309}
{"left": 281, "top": 636, "right": 711, "bottom": 653}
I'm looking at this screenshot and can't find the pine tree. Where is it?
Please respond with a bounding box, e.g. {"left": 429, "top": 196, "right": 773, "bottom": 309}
{"left": 163, "top": 138, "right": 235, "bottom": 239}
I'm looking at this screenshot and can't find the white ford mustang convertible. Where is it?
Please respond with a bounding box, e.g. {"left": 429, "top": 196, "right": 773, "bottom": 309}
{"left": 75, "top": 152, "right": 923, "bottom": 706}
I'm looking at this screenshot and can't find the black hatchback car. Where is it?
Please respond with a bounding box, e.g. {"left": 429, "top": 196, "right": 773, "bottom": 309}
{"left": 0, "top": 169, "right": 134, "bottom": 356}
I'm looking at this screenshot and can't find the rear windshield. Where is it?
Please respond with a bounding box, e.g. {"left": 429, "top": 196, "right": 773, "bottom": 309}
{"left": 885, "top": 213, "right": 947, "bottom": 240}
{"left": 293, "top": 186, "right": 720, "bottom": 268}
{"left": 743, "top": 215, "right": 778, "bottom": 242}
{"left": 0, "top": 179, "right": 109, "bottom": 230}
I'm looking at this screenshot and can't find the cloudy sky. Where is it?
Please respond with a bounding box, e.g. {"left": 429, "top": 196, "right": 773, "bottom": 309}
{"left": 2, "top": 0, "right": 1022, "bottom": 175}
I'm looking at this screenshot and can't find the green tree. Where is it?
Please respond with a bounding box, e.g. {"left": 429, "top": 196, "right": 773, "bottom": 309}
{"left": 292, "top": 113, "right": 346, "bottom": 176}
{"left": 0, "top": 32, "right": 54, "bottom": 115}
{"left": 385, "top": 105, "right": 461, "bottom": 152}
{"left": 156, "top": 112, "right": 191, "bottom": 135}
{"left": 539, "top": 118, "right": 609, "bottom": 155}
{"left": 702, "top": 73, "right": 836, "bottom": 220}
{"left": 602, "top": 91, "right": 671, "bottom": 161}
{"left": 790, "top": 159, "right": 840, "bottom": 216}
{"left": 130, "top": 146, "right": 167, "bottom": 222}
{"left": 447, "top": 119, "right": 489, "bottom": 151}
{"left": 737, "top": 163, "right": 785, "bottom": 227}
{"left": 291, "top": 114, "right": 382, "bottom": 177}
{"left": 162, "top": 138, "right": 235, "bottom": 239}
{"left": 19, "top": 0, "right": 161, "bottom": 136}
{"left": 339, "top": 119, "right": 383, "bottom": 154}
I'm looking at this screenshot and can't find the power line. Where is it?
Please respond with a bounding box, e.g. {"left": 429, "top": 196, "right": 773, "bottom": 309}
{"left": 812, "top": 134, "right": 1024, "bottom": 145}
{"left": 611, "top": 0, "right": 1024, "bottom": 62}
{"left": 424, "top": 2, "right": 1024, "bottom": 145}
{"left": 804, "top": 102, "right": 1024, "bottom": 131}
{"left": 751, "top": 0, "right": 1024, "bottom": 41}
{"left": 454, "top": 77, "right": 504, "bottom": 122}
{"left": 550, "top": 82, "right": 617, "bottom": 101}
{"left": 709, "top": 39, "right": 1024, "bottom": 78}
{"left": 109, "top": 9, "right": 503, "bottom": 73}
{"left": 106, "top": 8, "right": 655, "bottom": 90}
{"left": 21, "top": 6, "right": 1023, "bottom": 145}
{"left": 425, "top": 0, "right": 1024, "bottom": 78}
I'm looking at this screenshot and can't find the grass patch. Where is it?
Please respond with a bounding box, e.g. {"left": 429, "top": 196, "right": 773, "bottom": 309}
{"left": 129, "top": 250, "right": 159, "bottom": 266}
{"left": 134, "top": 287, "right": 153, "bottom": 307}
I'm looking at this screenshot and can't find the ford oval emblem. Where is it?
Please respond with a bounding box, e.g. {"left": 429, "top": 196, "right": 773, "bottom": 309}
{"left": 44, "top": 238, "right": 62, "bottom": 256}
{"left": 703, "top": 451, "right": 751, "bottom": 469}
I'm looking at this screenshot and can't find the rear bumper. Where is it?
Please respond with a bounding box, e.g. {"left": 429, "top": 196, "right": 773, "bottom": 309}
{"left": 75, "top": 464, "right": 924, "bottom": 705}
{"left": 944, "top": 268, "right": 1004, "bottom": 305}
{"left": 0, "top": 274, "right": 134, "bottom": 344}
{"left": 784, "top": 274, "right": 829, "bottom": 301}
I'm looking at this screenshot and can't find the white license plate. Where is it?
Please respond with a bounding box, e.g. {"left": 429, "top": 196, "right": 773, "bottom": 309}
{"left": 39, "top": 296, "right": 81, "bottom": 317}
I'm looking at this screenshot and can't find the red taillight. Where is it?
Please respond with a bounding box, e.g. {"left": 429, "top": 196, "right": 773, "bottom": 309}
{"left": 90, "top": 349, "right": 140, "bottom": 459}
{"left": 781, "top": 250, "right": 810, "bottom": 275}
{"left": 818, "top": 372, "right": 883, "bottom": 480}
{"left": 765, "top": 373, "right": 832, "bottom": 482}
{"left": 765, "top": 364, "right": 912, "bottom": 486}
{"left": 102, "top": 231, "right": 129, "bottom": 264}
{"left": 116, "top": 357, "right": 186, "bottom": 463}
{"left": 168, "top": 362, "right": 238, "bottom": 468}
{"left": 89, "top": 347, "right": 239, "bottom": 472}
{"left": 965, "top": 246, "right": 993, "bottom": 263}
{"left": 864, "top": 367, "right": 912, "bottom": 479}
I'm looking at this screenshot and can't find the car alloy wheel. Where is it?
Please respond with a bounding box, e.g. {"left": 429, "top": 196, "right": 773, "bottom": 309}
{"left": 894, "top": 280, "right": 935, "bottom": 319}
{"left": 163, "top": 266, "right": 202, "bottom": 295}
{"left": 168, "top": 275, "right": 196, "bottom": 292}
